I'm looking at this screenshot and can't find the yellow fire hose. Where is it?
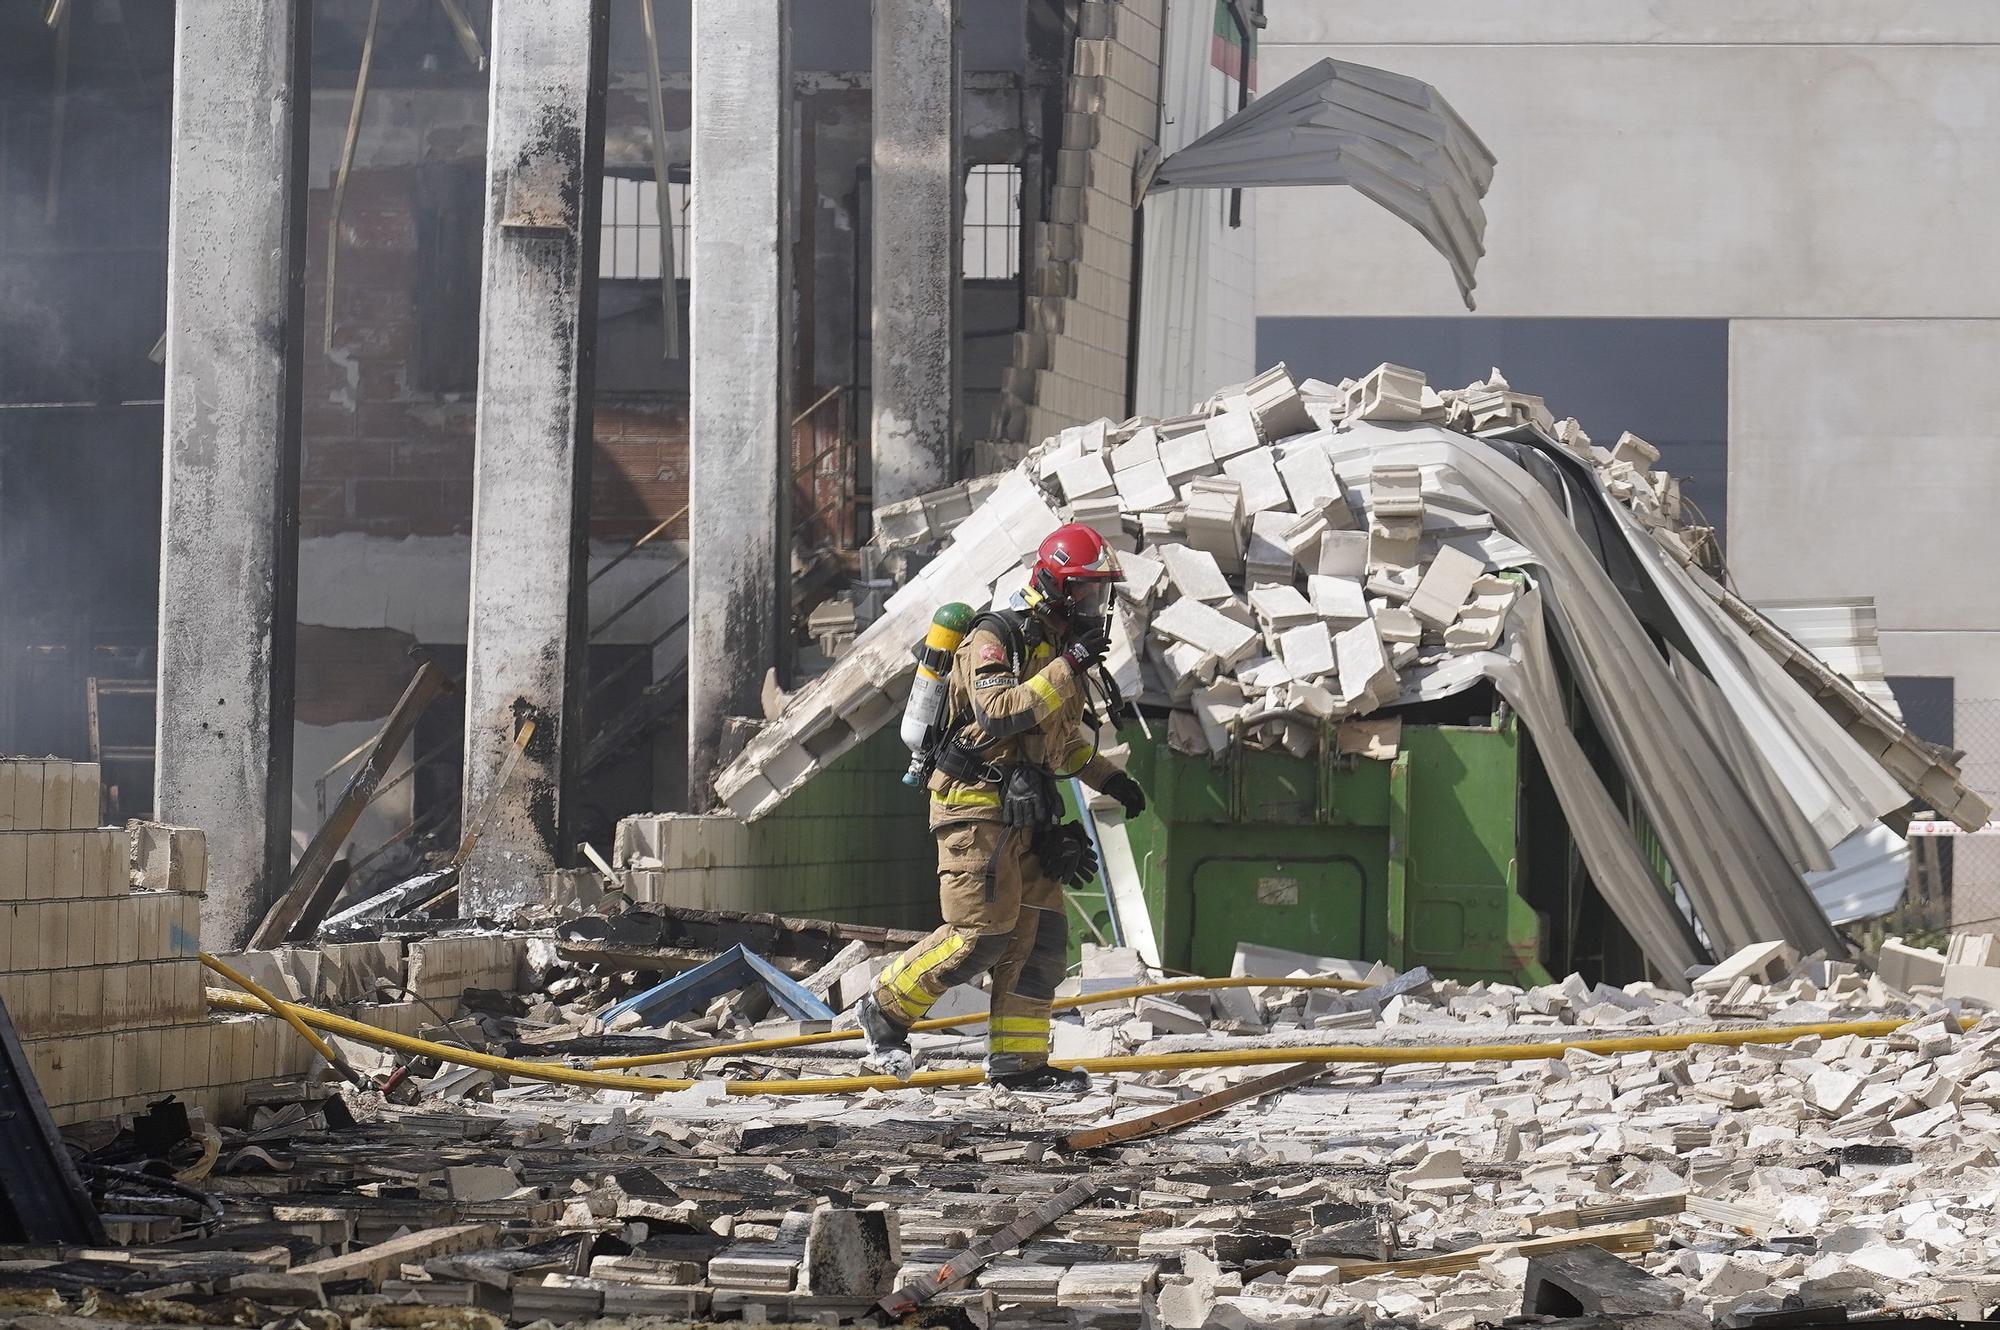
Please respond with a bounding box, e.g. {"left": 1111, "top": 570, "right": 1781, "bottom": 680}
{"left": 587, "top": 974, "right": 1380, "bottom": 1070}
{"left": 199, "top": 952, "right": 359, "bottom": 1084}
{"left": 203, "top": 971, "right": 1971, "bottom": 1100}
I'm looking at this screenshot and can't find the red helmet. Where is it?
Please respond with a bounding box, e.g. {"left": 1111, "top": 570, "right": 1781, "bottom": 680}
{"left": 1031, "top": 522, "right": 1122, "bottom": 607}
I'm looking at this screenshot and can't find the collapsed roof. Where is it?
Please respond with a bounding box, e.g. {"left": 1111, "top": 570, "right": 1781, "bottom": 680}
{"left": 720, "top": 364, "right": 1989, "bottom": 978}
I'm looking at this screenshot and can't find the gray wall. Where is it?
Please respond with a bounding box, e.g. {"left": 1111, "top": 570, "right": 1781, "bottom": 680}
{"left": 1255, "top": 1, "right": 2000, "bottom": 747}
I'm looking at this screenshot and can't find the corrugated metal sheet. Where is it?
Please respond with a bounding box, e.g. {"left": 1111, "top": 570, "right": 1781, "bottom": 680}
{"left": 1762, "top": 598, "right": 1905, "bottom": 721}
{"left": 1145, "top": 56, "right": 1497, "bottom": 308}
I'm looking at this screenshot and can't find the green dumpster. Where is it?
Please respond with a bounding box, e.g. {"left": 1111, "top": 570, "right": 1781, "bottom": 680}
{"left": 1063, "top": 708, "right": 1552, "bottom": 988}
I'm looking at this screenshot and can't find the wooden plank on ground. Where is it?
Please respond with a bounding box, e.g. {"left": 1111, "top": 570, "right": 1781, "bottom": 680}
{"left": 1327, "top": 1220, "right": 1656, "bottom": 1282}
{"left": 291, "top": 1223, "right": 500, "bottom": 1287}
{"left": 1064, "top": 1062, "right": 1327, "bottom": 1152}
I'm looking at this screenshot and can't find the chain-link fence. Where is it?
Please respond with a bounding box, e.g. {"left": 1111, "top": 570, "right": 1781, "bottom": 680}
{"left": 1945, "top": 698, "right": 2000, "bottom": 937}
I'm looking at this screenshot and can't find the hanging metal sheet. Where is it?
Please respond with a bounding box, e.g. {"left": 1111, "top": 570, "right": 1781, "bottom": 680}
{"left": 1144, "top": 57, "right": 1498, "bottom": 308}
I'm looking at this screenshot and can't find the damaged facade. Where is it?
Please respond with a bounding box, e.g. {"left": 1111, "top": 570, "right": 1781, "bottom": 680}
{"left": 8, "top": 1, "right": 2000, "bottom": 1325}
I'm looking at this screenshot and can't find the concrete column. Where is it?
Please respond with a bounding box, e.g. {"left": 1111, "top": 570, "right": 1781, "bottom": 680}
{"left": 459, "top": 0, "right": 609, "bottom": 915}
{"left": 870, "top": 0, "right": 960, "bottom": 508}
{"left": 157, "top": 0, "right": 309, "bottom": 948}
{"left": 687, "top": 0, "right": 791, "bottom": 809}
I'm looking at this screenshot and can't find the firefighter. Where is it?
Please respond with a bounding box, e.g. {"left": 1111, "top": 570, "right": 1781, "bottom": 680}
{"left": 854, "top": 522, "right": 1147, "bottom": 1092}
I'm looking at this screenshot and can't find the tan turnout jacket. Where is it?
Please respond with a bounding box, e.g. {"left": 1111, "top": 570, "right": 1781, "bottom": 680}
{"left": 925, "top": 615, "right": 1119, "bottom": 827}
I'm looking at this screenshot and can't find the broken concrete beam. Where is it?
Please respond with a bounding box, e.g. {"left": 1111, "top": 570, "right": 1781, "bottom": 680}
{"left": 1523, "top": 1244, "right": 1684, "bottom": 1317}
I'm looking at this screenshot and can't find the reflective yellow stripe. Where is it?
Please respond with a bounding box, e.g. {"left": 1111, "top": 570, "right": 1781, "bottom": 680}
{"left": 881, "top": 934, "right": 966, "bottom": 1020}
{"left": 933, "top": 789, "right": 1000, "bottom": 808}
{"left": 1024, "top": 672, "right": 1063, "bottom": 717}
{"left": 992, "top": 1016, "right": 1048, "bottom": 1034}
{"left": 990, "top": 1034, "right": 1049, "bottom": 1053}
{"left": 1051, "top": 740, "right": 1094, "bottom": 779}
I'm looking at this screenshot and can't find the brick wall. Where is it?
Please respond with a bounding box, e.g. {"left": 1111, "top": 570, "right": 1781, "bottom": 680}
{"left": 613, "top": 730, "right": 937, "bottom": 930}
{"left": 594, "top": 403, "right": 690, "bottom": 541}
{"left": 304, "top": 168, "right": 477, "bottom": 538}
{"left": 301, "top": 167, "right": 691, "bottom": 542}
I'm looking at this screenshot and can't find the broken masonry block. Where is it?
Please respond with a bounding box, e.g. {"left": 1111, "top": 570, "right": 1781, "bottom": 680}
{"left": 1348, "top": 363, "right": 1428, "bottom": 422}
{"left": 1113, "top": 459, "right": 1176, "bottom": 511}
{"left": 1220, "top": 449, "right": 1289, "bottom": 516}
{"left": 1693, "top": 941, "right": 1798, "bottom": 993}
{"left": 1203, "top": 409, "right": 1261, "bottom": 462}
{"left": 128, "top": 820, "right": 208, "bottom": 894}
{"left": 1054, "top": 453, "right": 1115, "bottom": 502}
{"left": 1308, "top": 574, "right": 1369, "bottom": 628}
{"left": 1274, "top": 438, "right": 1341, "bottom": 511}
{"left": 1109, "top": 425, "right": 1159, "bottom": 472}
{"left": 1408, "top": 543, "right": 1487, "bottom": 629}
{"left": 1241, "top": 363, "right": 1317, "bottom": 441}
{"left": 1317, "top": 530, "right": 1369, "bottom": 578}
{"left": 800, "top": 1208, "right": 904, "bottom": 1288}
{"left": 1875, "top": 937, "right": 1946, "bottom": 992}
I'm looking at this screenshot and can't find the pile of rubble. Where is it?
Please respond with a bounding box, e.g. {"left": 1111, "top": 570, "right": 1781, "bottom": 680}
{"left": 15, "top": 933, "right": 2000, "bottom": 1327}
{"left": 725, "top": 361, "right": 1688, "bottom": 807}
{"left": 919, "top": 364, "right": 1693, "bottom": 763}
{"left": 719, "top": 361, "right": 1989, "bottom": 980}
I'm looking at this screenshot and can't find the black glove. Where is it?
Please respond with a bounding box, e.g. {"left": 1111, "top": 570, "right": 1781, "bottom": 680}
{"left": 1061, "top": 625, "right": 1110, "bottom": 673}
{"left": 1036, "top": 822, "right": 1100, "bottom": 887}
{"left": 1101, "top": 770, "right": 1146, "bottom": 820}
{"left": 1002, "top": 764, "right": 1061, "bottom": 829}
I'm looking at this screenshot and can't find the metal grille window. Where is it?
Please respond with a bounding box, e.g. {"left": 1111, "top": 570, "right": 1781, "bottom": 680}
{"left": 962, "top": 163, "right": 1021, "bottom": 281}
{"left": 599, "top": 175, "right": 690, "bottom": 281}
